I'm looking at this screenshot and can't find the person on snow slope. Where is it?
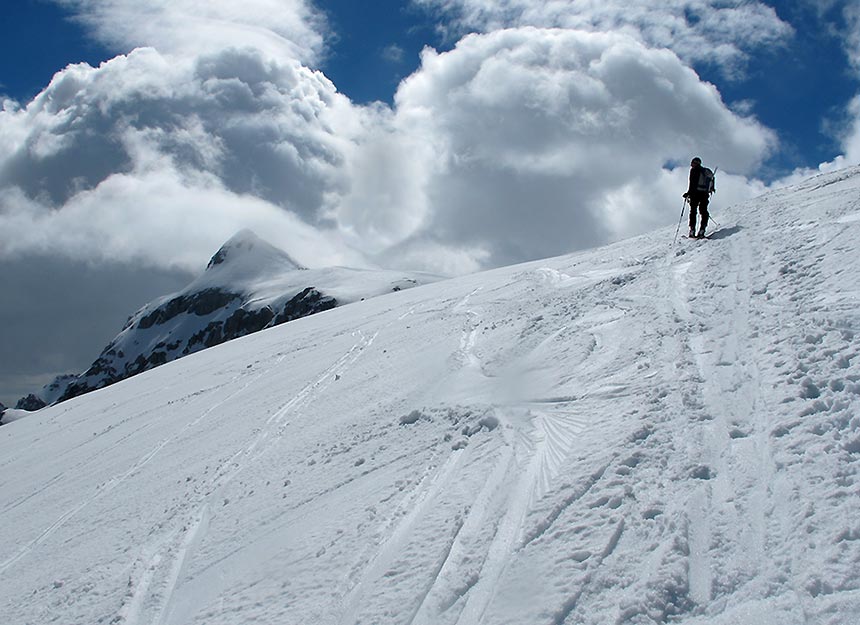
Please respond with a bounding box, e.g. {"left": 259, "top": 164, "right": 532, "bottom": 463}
{"left": 684, "top": 156, "right": 715, "bottom": 238}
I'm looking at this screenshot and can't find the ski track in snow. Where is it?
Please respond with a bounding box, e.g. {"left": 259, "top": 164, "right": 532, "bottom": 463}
{"left": 450, "top": 406, "right": 591, "bottom": 625}
{"left": 337, "top": 280, "right": 608, "bottom": 625}
{"left": 118, "top": 329, "right": 382, "bottom": 625}
{"left": 339, "top": 449, "right": 464, "bottom": 624}
{"left": 657, "top": 222, "right": 774, "bottom": 613}
{"left": 416, "top": 270, "right": 625, "bottom": 623}
{"left": 0, "top": 363, "right": 274, "bottom": 576}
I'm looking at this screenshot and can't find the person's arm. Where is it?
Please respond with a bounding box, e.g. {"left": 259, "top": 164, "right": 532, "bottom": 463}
{"left": 685, "top": 168, "right": 696, "bottom": 197}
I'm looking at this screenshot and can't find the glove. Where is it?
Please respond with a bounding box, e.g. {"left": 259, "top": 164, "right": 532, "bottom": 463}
{"left": 683, "top": 192, "right": 689, "bottom": 199}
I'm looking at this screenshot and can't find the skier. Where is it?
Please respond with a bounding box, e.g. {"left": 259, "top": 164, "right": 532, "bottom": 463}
{"left": 683, "top": 157, "right": 715, "bottom": 238}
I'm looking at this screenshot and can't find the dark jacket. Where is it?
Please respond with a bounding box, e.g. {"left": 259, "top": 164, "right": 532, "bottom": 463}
{"left": 687, "top": 164, "right": 714, "bottom": 196}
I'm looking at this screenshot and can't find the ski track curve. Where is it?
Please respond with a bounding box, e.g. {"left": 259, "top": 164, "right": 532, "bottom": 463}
{"left": 337, "top": 280, "right": 609, "bottom": 625}
{"left": 449, "top": 406, "right": 591, "bottom": 625}
{"left": 416, "top": 277, "right": 621, "bottom": 625}
{"left": 0, "top": 363, "right": 278, "bottom": 577}
{"left": 118, "top": 329, "right": 381, "bottom": 625}
{"left": 339, "top": 447, "right": 467, "bottom": 625}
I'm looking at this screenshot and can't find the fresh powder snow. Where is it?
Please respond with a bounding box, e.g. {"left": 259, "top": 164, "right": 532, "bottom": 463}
{"left": 2, "top": 167, "right": 859, "bottom": 624}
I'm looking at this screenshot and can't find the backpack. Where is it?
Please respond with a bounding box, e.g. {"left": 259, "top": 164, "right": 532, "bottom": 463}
{"left": 696, "top": 167, "right": 715, "bottom": 194}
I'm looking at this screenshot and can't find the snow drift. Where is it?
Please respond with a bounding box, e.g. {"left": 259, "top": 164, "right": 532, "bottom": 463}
{"left": 1, "top": 167, "right": 859, "bottom": 624}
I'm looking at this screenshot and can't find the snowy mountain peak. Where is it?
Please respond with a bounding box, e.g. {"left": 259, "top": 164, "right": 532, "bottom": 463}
{"left": 26, "top": 230, "right": 440, "bottom": 405}
{"left": 205, "top": 228, "right": 305, "bottom": 274}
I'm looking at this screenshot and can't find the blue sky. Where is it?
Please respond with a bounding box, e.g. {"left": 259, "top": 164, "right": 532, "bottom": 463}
{"left": 1, "top": 0, "right": 859, "bottom": 407}
{"left": 0, "top": 1, "right": 448, "bottom": 104}
{"left": 0, "top": 1, "right": 107, "bottom": 101}
{"left": 318, "top": 0, "right": 448, "bottom": 104}
{"left": 718, "top": 0, "right": 858, "bottom": 176}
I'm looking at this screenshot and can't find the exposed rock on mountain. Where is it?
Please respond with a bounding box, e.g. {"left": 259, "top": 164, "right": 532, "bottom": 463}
{"left": 15, "top": 394, "right": 47, "bottom": 411}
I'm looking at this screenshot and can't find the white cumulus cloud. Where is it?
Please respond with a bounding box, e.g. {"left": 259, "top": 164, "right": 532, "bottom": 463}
{"left": 56, "top": 0, "right": 327, "bottom": 63}
{"left": 352, "top": 28, "right": 775, "bottom": 271}
{"left": 0, "top": 45, "right": 365, "bottom": 270}
{"left": 413, "top": 0, "right": 793, "bottom": 78}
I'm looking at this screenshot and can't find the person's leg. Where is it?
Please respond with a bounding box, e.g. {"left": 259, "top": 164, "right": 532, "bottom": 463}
{"left": 688, "top": 197, "right": 699, "bottom": 235}
{"left": 699, "top": 196, "right": 710, "bottom": 234}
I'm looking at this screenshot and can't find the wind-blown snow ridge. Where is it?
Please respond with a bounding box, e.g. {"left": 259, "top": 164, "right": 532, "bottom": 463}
{"left": 2, "top": 167, "right": 860, "bottom": 624}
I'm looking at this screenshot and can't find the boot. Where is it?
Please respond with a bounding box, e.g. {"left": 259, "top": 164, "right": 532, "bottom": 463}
{"left": 696, "top": 228, "right": 706, "bottom": 239}
{"left": 688, "top": 228, "right": 696, "bottom": 238}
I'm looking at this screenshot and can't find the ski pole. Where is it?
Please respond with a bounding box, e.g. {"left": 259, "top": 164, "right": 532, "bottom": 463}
{"left": 707, "top": 201, "right": 720, "bottom": 229}
{"left": 672, "top": 197, "right": 688, "bottom": 245}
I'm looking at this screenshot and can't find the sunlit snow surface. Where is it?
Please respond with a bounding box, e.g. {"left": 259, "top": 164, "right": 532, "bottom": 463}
{"left": 3, "top": 167, "right": 860, "bottom": 624}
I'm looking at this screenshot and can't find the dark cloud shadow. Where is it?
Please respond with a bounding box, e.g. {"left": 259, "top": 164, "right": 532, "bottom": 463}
{"left": 0, "top": 255, "right": 192, "bottom": 405}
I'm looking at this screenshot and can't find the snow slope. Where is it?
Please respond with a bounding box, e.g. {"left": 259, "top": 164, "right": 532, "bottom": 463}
{"left": 2, "top": 167, "right": 860, "bottom": 625}
{"left": 0, "top": 408, "right": 31, "bottom": 425}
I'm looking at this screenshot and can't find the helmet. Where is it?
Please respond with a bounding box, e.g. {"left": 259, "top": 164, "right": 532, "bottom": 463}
{"left": 691, "top": 157, "right": 702, "bottom": 166}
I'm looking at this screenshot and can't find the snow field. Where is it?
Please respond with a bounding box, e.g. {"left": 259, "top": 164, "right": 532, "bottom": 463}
{"left": 2, "top": 167, "right": 860, "bottom": 624}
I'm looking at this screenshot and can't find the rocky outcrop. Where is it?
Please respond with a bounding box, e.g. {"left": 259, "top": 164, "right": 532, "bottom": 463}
{"left": 181, "top": 287, "right": 336, "bottom": 353}
{"left": 15, "top": 394, "right": 47, "bottom": 411}
{"left": 58, "top": 287, "right": 338, "bottom": 402}
{"left": 273, "top": 286, "right": 338, "bottom": 324}
{"left": 10, "top": 374, "right": 77, "bottom": 412}
{"left": 138, "top": 289, "right": 241, "bottom": 329}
